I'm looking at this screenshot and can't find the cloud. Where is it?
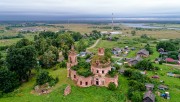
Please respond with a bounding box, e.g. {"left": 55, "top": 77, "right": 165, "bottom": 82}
{"left": 0, "top": 0, "right": 180, "bottom": 16}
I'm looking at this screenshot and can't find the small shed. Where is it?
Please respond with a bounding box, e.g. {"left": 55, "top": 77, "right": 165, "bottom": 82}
{"left": 143, "top": 91, "right": 155, "bottom": 102}
{"left": 158, "top": 85, "right": 168, "bottom": 90}
{"left": 145, "top": 83, "right": 154, "bottom": 91}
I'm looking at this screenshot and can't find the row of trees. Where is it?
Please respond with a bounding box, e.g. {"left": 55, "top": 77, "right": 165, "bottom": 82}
{"left": 135, "top": 59, "right": 159, "bottom": 71}
{"left": 0, "top": 29, "right": 102, "bottom": 93}
{"left": 123, "top": 70, "right": 152, "bottom": 102}
{"left": 156, "top": 40, "right": 178, "bottom": 51}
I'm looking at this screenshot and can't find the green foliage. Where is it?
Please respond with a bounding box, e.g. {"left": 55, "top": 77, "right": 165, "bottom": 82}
{"left": 144, "top": 44, "right": 153, "bottom": 55}
{"left": 34, "top": 38, "right": 48, "bottom": 55}
{"left": 124, "top": 70, "right": 151, "bottom": 101}
{"left": 128, "top": 80, "right": 146, "bottom": 91}
{"left": 70, "top": 32, "right": 83, "bottom": 41}
{"left": 0, "top": 34, "right": 24, "bottom": 40}
{"left": 36, "top": 70, "right": 58, "bottom": 86}
{"left": 76, "top": 39, "right": 88, "bottom": 52}
{"left": 131, "top": 91, "right": 142, "bottom": 102}
{"left": 173, "top": 70, "right": 180, "bottom": 74}
{"left": 105, "top": 48, "right": 112, "bottom": 60}
{"left": 15, "top": 38, "right": 32, "bottom": 48}
{"left": 89, "top": 30, "right": 101, "bottom": 40}
{"left": 141, "top": 34, "right": 149, "bottom": 39}
{"left": 135, "top": 59, "right": 155, "bottom": 71}
{"left": 167, "top": 51, "right": 179, "bottom": 60}
{"left": 39, "top": 31, "right": 56, "bottom": 39}
{"left": 59, "top": 61, "right": 66, "bottom": 68}
{"left": 6, "top": 39, "right": 37, "bottom": 81}
{"left": 0, "top": 68, "right": 19, "bottom": 93}
{"left": 0, "top": 53, "right": 4, "bottom": 66}
{"left": 113, "top": 64, "right": 121, "bottom": 71}
{"left": 71, "top": 60, "right": 92, "bottom": 77}
{"left": 131, "top": 30, "right": 136, "bottom": 36}
{"left": 156, "top": 41, "right": 177, "bottom": 51}
{"left": 108, "top": 69, "right": 117, "bottom": 77}
{"left": 108, "top": 82, "right": 117, "bottom": 91}
{"left": 40, "top": 51, "right": 56, "bottom": 68}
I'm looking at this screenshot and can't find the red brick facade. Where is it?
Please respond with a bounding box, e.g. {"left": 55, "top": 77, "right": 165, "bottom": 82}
{"left": 67, "top": 47, "right": 118, "bottom": 87}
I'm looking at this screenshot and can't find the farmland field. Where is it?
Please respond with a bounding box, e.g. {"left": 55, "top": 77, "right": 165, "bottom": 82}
{"left": 0, "top": 23, "right": 180, "bottom": 102}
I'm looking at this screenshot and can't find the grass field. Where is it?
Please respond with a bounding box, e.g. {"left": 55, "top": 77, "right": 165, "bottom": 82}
{"left": 0, "top": 23, "right": 180, "bottom": 102}
{"left": 0, "top": 68, "right": 129, "bottom": 102}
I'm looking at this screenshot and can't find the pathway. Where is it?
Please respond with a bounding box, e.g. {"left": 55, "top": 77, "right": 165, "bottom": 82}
{"left": 87, "top": 38, "right": 101, "bottom": 50}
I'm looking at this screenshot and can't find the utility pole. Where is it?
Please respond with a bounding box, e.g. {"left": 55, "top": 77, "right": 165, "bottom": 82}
{"left": 68, "top": 19, "right": 70, "bottom": 30}
{"left": 112, "top": 13, "right": 114, "bottom": 31}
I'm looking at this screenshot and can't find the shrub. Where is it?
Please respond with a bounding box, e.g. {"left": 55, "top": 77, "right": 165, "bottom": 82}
{"left": 59, "top": 61, "right": 66, "bottom": 68}
{"left": 131, "top": 91, "right": 142, "bottom": 102}
{"left": 0, "top": 68, "right": 19, "bottom": 93}
{"left": 108, "top": 69, "right": 116, "bottom": 77}
{"left": 108, "top": 82, "right": 117, "bottom": 91}
{"left": 159, "top": 61, "right": 163, "bottom": 65}
{"left": 36, "top": 70, "right": 58, "bottom": 86}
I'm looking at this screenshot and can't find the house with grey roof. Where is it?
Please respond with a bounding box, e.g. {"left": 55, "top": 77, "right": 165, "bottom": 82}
{"left": 112, "top": 47, "right": 122, "bottom": 55}
{"left": 158, "top": 85, "right": 168, "bottom": 90}
{"left": 143, "top": 91, "right": 155, "bottom": 102}
{"left": 127, "top": 55, "right": 143, "bottom": 66}
{"left": 137, "top": 49, "right": 149, "bottom": 57}
{"left": 145, "top": 83, "right": 154, "bottom": 91}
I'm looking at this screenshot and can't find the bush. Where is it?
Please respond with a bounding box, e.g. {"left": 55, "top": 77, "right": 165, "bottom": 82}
{"left": 159, "top": 61, "right": 163, "bottom": 65}
{"left": 108, "top": 69, "right": 116, "bottom": 77}
{"left": 131, "top": 91, "right": 142, "bottom": 102}
{"left": 108, "top": 82, "right": 117, "bottom": 91}
{"left": 36, "top": 70, "right": 58, "bottom": 86}
{"left": 59, "top": 61, "right": 66, "bottom": 68}
{"left": 0, "top": 68, "right": 20, "bottom": 93}
{"left": 135, "top": 59, "right": 155, "bottom": 71}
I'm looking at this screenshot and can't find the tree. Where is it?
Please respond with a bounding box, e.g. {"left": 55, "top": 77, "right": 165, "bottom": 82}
{"left": 144, "top": 44, "right": 153, "bottom": 55}
{"left": 15, "top": 38, "right": 32, "bottom": 48}
{"left": 71, "top": 32, "right": 83, "bottom": 41}
{"left": 39, "top": 31, "right": 56, "bottom": 39}
{"left": 0, "top": 53, "right": 4, "bottom": 66}
{"left": 131, "top": 91, "right": 142, "bottom": 102}
{"left": 141, "top": 34, "right": 149, "bottom": 39}
{"left": 108, "top": 82, "right": 117, "bottom": 91}
{"left": 6, "top": 40, "right": 37, "bottom": 81}
{"left": 40, "top": 51, "right": 56, "bottom": 68}
{"left": 156, "top": 41, "right": 177, "bottom": 51}
{"left": 34, "top": 38, "right": 48, "bottom": 55}
{"left": 0, "top": 68, "right": 19, "bottom": 93}
{"left": 47, "top": 46, "right": 59, "bottom": 61}
{"left": 135, "top": 60, "right": 154, "bottom": 71}
{"left": 36, "top": 70, "right": 58, "bottom": 86}
{"left": 131, "top": 31, "right": 136, "bottom": 36}
{"left": 77, "top": 39, "right": 88, "bottom": 52}
{"left": 168, "top": 51, "right": 179, "bottom": 60}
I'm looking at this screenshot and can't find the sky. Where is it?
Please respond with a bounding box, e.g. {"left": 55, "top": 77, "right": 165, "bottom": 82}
{"left": 0, "top": 0, "right": 180, "bottom": 20}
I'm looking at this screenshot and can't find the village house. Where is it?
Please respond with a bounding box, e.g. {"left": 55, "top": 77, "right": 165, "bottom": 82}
{"left": 145, "top": 83, "right": 154, "bottom": 91}
{"left": 165, "top": 58, "right": 175, "bottom": 63}
{"left": 67, "top": 47, "right": 118, "bottom": 87}
{"left": 143, "top": 91, "right": 155, "bottom": 102}
{"left": 137, "top": 49, "right": 149, "bottom": 57}
{"left": 112, "top": 47, "right": 122, "bottom": 55}
{"left": 152, "top": 75, "right": 159, "bottom": 79}
{"left": 127, "top": 55, "right": 143, "bottom": 66}
{"left": 78, "top": 52, "right": 87, "bottom": 57}
{"left": 158, "top": 85, "right": 168, "bottom": 90}
{"left": 158, "top": 48, "right": 165, "bottom": 52}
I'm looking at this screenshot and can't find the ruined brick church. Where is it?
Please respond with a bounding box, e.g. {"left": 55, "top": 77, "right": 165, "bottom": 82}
{"left": 67, "top": 46, "right": 118, "bottom": 87}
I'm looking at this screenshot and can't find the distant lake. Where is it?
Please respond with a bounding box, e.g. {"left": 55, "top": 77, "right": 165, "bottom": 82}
{"left": 121, "top": 23, "right": 180, "bottom": 30}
